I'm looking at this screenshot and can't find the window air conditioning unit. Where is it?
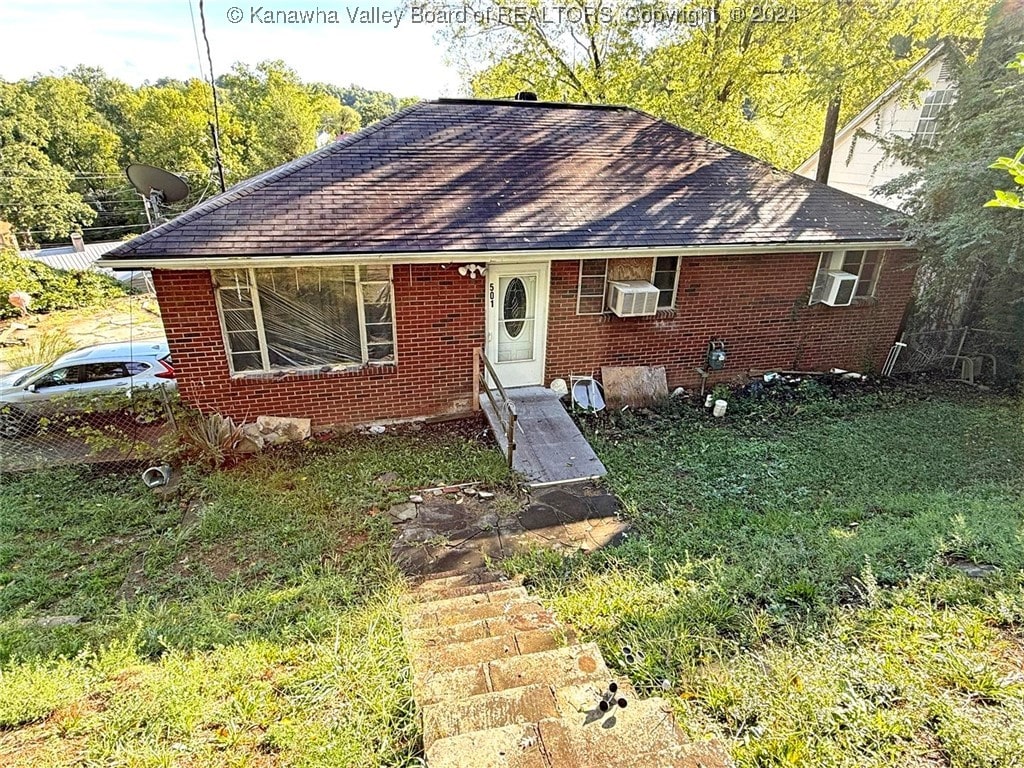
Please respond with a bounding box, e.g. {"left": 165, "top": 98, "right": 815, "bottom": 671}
{"left": 822, "top": 271, "right": 859, "bottom": 307}
{"left": 606, "top": 280, "right": 660, "bottom": 317}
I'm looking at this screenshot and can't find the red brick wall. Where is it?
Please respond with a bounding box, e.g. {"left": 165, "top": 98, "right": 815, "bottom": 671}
{"left": 155, "top": 250, "right": 916, "bottom": 427}
{"left": 545, "top": 249, "right": 917, "bottom": 388}
{"left": 152, "top": 265, "right": 484, "bottom": 428}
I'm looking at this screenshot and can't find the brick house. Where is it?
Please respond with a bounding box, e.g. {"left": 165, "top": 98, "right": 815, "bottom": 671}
{"left": 100, "top": 98, "right": 915, "bottom": 430}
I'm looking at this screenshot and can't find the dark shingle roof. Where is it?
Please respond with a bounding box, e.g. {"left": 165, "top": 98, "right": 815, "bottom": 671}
{"left": 103, "top": 99, "right": 905, "bottom": 261}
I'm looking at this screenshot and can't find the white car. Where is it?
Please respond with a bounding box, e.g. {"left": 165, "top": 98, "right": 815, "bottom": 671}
{"left": 0, "top": 338, "right": 176, "bottom": 438}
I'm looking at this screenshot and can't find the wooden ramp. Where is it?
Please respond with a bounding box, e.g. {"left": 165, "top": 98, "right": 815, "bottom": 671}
{"left": 480, "top": 386, "right": 606, "bottom": 487}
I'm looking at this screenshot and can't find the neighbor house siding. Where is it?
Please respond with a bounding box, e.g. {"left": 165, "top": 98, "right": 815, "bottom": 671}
{"left": 544, "top": 249, "right": 917, "bottom": 388}
{"left": 153, "top": 264, "right": 484, "bottom": 428}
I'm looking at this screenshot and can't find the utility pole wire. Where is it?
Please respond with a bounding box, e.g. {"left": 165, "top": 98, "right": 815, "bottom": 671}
{"left": 198, "top": 0, "right": 227, "bottom": 194}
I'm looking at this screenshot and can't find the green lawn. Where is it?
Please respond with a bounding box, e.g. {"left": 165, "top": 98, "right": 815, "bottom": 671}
{"left": 504, "top": 386, "right": 1024, "bottom": 767}
{"left": 3, "top": 388, "right": 1022, "bottom": 767}
{"left": 0, "top": 428, "right": 507, "bottom": 767}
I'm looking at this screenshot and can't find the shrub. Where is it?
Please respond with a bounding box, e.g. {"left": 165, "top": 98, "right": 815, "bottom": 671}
{"left": 0, "top": 249, "right": 126, "bottom": 319}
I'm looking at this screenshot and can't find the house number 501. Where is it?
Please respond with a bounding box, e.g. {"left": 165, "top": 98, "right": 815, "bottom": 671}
{"left": 489, "top": 283, "right": 495, "bottom": 307}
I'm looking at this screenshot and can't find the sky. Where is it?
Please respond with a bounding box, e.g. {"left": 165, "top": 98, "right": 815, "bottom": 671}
{"left": 1, "top": 0, "right": 463, "bottom": 97}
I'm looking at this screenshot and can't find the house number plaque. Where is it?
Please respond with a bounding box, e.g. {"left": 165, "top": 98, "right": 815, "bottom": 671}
{"left": 489, "top": 282, "right": 495, "bottom": 307}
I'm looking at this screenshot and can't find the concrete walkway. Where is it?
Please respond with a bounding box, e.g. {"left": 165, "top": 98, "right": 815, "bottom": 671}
{"left": 402, "top": 569, "right": 731, "bottom": 767}
{"left": 480, "top": 387, "right": 606, "bottom": 486}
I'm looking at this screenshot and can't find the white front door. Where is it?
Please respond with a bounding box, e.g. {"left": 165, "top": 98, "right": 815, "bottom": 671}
{"left": 486, "top": 263, "right": 549, "bottom": 388}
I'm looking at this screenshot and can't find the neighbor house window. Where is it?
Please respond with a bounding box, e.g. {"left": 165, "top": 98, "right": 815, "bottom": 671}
{"left": 213, "top": 266, "right": 395, "bottom": 373}
{"left": 809, "top": 250, "right": 884, "bottom": 305}
{"left": 913, "top": 89, "right": 954, "bottom": 148}
{"left": 575, "top": 256, "right": 680, "bottom": 314}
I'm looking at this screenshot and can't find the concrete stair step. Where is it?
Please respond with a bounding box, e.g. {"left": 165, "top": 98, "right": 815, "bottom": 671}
{"left": 415, "top": 643, "right": 609, "bottom": 706}
{"left": 402, "top": 578, "right": 523, "bottom": 604}
{"left": 537, "top": 697, "right": 731, "bottom": 767}
{"left": 415, "top": 568, "right": 509, "bottom": 592}
{"left": 487, "top": 642, "right": 609, "bottom": 694}
{"left": 422, "top": 683, "right": 559, "bottom": 750}
{"left": 407, "top": 596, "right": 550, "bottom": 630}
{"left": 411, "top": 628, "right": 565, "bottom": 676}
{"left": 403, "top": 587, "right": 528, "bottom": 620}
{"left": 426, "top": 722, "right": 549, "bottom": 768}
{"left": 408, "top": 610, "right": 561, "bottom": 646}
{"left": 422, "top": 678, "right": 633, "bottom": 750}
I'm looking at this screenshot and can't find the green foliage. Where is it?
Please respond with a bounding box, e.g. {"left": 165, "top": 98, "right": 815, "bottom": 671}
{"left": 436, "top": 0, "right": 991, "bottom": 169}
{"left": 0, "top": 329, "right": 75, "bottom": 369}
{"left": 882, "top": 7, "right": 1024, "bottom": 368}
{"left": 984, "top": 53, "right": 1024, "bottom": 209}
{"left": 0, "top": 249, "right": 126, "bottom": 319}
{"left": 0, "top": 429, "right": 505, "bottom": 764}
{"left": 504, "top": 390, "right": 1024, "bottom": 766}
{"left": 0, "top": 82, "right": 97, "bottom": 240}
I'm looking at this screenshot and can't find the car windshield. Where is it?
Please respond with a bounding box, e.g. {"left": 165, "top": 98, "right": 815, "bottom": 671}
{"left": 10, "top": 367, "right": 43, "bottom": 387}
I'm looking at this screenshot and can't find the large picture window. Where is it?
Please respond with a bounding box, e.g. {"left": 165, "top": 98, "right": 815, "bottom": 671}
{"left": 213, "top": 266, "right": 396, "bottom": 373}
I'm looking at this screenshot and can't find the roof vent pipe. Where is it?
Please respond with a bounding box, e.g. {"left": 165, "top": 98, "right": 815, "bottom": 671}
{"left": 513, "top": 91, "right": 539, "bottom": 101}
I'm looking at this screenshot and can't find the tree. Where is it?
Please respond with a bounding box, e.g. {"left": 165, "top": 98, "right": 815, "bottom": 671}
{"left": 0, "top": 82, "right": 95, "bottom": 245}
{"left": 126, "top": 79, "right": 242, "bottom": 204}
{"left": 433, "top": 0, "right": 992, "bottom": 169}
{"left": 882, "top": 1, "right": 1024, "bottom": 368}
{"left": 984, "top": 52, "right": 1024, "bottom": 209}
{"left": 221, "top": 61, "right": 344, "bottom": 176}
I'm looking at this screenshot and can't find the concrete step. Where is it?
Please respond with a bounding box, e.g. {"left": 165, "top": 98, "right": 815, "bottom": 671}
{"left": 415, "top": 642, "right": 609, "bottom": 706}
{"left": 487, "top": 642, "right": 609, "bottom": 694}
{"left": 407, "top": 596, "right": 550, "bottom": 630}
{"left": 426, "top": 722, "right": 550, "bottom": 768}
{"left": 403, "top": 587, "right": 529, "bottom": 620}
{"left": 411, "top": 628, "right": 565, "bottom": 676}
{"left": 537, "top": 697, "right": 731, "bottom": 767}
{"left": 422, "top": 683, "right": 559, "bottom": 750}
{"left": 402, "top": 578, "right": 523, "bottom": 604}
{"left": 415, "top": 568, "right": 509, "bottom": 592}
{"left": 408, "top": 610, "right": 561, "bottom": 646}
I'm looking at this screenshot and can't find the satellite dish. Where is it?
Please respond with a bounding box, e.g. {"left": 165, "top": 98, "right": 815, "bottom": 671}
{"left": 125, "top": 164, "right": 190, "bottom": 228}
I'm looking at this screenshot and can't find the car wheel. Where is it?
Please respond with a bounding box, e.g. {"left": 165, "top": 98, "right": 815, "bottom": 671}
{"left": 0, "top": 407, "right": 36, "bottom": 438}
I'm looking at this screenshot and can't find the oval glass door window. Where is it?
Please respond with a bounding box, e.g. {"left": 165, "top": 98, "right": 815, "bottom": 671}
{"left": 503, "top": 278, "right": 527, "bottom": 338}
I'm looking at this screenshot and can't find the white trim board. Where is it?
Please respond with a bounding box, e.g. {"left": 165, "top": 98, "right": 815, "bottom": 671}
{"left": 99, "top": 240, "right": 912, "bottom": 271}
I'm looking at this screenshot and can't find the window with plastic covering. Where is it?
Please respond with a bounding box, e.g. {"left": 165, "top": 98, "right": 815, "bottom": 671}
{"left": 212, "top": 266, "right": 396, "bottom": 373}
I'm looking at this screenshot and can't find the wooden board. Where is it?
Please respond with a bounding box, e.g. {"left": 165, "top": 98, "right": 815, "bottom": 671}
{"left": 600, "top": 366, "right": 668, "bottom": 407}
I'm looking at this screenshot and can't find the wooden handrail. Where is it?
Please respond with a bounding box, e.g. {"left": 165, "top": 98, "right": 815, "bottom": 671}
{"left": 474, "top": 348, "right": 517, "bottom": 467}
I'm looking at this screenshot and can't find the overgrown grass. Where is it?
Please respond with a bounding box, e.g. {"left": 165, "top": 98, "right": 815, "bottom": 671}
{"left": 0, "top": 426, "right": 507, "bottom": 766}
{"left": 505, "top": 387, "right": 1024, "bottom": 767}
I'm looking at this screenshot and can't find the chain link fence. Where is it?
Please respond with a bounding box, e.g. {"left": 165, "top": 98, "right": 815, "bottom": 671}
{"left": 0, "top": 384, "right": 179, "bottom": 474}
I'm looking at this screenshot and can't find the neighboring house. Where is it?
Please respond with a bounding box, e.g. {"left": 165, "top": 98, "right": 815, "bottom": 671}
{"left": 99, "top": 97, "right": 916, "bottom": 430}
{"left": 20, "top": 233, "right": 152, "bottom": 292}
{"left": 796, "top": 44, "right": 957, "bottom": 208}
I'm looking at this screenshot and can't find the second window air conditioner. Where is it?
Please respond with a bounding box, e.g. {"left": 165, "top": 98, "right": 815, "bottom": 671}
{"left": 606, "top": 280, "right": 660, "bottom": 317}
{"left": 821, "top": 271, "right": 859, "bottom": 307}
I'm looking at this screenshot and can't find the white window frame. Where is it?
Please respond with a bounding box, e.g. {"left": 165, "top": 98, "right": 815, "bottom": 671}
{"left": 913, "top": 89, "right": 954, "bottom": 148}
{"left": 575, "top": 256, "right": 681, "bottom": 315}
{"left": 809, "top": 249, "right": 884, "bottom": 305}
{"left": 576, "top": 259, "right": 609, "bottom": 315}
{"left": 213, "top": 265, "right": 397, "bottom": 374}
{"left": 651, "top": 256, "right": 681, "bottom": 310}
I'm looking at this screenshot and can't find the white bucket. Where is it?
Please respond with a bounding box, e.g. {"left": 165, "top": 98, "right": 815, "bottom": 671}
{"left": 712, "top": 399, "right": 728, "bottom": 418}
